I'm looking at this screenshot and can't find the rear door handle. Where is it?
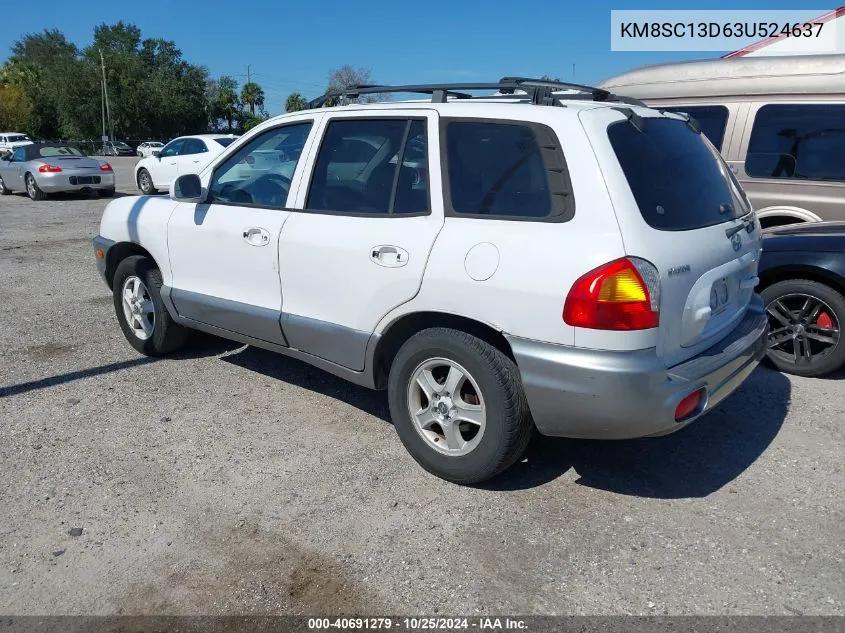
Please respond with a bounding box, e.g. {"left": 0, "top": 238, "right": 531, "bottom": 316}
{"left": 370, "top": 245, "right": 409, "bottom": 267}
{"left": 243, "top": 227, "right": 270, "bottom": 246}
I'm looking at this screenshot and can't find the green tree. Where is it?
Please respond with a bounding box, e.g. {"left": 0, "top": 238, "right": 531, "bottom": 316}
{"left": 240, "top": 81, "right": 265, "bottom": 115}
{"left": 285, "top": 92, "right": 307, "bottom": 112}
{"left": 0, "top": 84, "right": 30, "bottom": 132}
{"left": 216, "top": 75, "right": 241, "bottom": 132}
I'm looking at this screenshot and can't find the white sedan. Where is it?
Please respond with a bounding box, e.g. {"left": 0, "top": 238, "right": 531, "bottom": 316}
{"left": 134, "top": 134, "right": 238, "bottom": 195}
{"left": 136, "top": 141, "right": 164, "bottom": 158}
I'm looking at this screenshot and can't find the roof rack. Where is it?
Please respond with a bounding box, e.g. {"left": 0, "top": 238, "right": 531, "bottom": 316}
{"left": 307, "top": 77, "right": 648, "bottom": 109}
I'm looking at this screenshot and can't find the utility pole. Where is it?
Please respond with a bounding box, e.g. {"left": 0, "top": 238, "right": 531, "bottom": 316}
{"left": 101, "top": 69, "right": 106, "bottom": 142}
{"left": 99, "top": 48, "right": 114, "bottom": 142}
{"left": 247, "top": 64, "right": 250, "bottom": 84}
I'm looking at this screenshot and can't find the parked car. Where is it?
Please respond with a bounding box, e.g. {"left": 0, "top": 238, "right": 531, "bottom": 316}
{"left": 136, "top": 141, "right": 164, "bottom": 158}
{"left": 600, "top": 54, "right": 845, "bottom": 229}
{"left": 100, "top": 140, "right": 135, "bottom": 157}
{"left": 134, "top": 134, "right": 238, "bottom": 195}
{"left": 93, "top": 78, "right": 767, "bottom": 484}
{"left": 758, "top": 222, "right": 845, "bottom": 377}
{"left": 0, "top": 142, "right": 115, "bottom": 200}
{"left": 0, "top": 132, "right": 34, "bottom": 155}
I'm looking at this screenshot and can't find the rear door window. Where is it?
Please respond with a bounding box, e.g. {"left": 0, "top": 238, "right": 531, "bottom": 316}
{"left": 180, "top": 139, "right": 208, "bottom": 155}
{"left": 305, "top": 118, "right": 430, "bottom": 216}
{"left": 745, "top": 104, "right": 845, "bottom": 182}
{"left": 659, "top": 105, "right": 729, "bottom": 150}
{"left": 608, "top": 115, "right": 747, "bottom": 231}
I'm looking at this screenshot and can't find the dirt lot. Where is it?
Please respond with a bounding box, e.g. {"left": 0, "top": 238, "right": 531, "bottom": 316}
{"left": 0, "top": 157, "right": 843, "bottom": 616}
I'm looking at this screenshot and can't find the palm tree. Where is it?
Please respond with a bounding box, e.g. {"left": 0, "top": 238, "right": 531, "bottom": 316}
{"left": 285, "top": 92, "right": 307, "bottom": 112}
{"left": 240, "top": 82, "right": 264, "bottom": 115}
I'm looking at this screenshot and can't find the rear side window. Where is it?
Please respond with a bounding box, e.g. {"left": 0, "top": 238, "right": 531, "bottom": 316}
{"left": 608, "top": 116, "right": 747, "bottom": 231}
{"left": 660, "top": 105, "right": 729, "bottom": 150}
{"left": 442, "top": 120, "right": 573, "bottom": 221}
{"left": 745, "top": 104, "right": 845, "bottom": 182}
{"left": 215, "top": 137, "right": 236, "bottom": 148}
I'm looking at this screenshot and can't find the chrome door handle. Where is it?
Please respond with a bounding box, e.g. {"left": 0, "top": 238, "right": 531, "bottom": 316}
{"left": 243, "top": 227, "right": 270, "bottom": 246}
{"left": 370, "top": 245, "right": 409, "bottom": 268}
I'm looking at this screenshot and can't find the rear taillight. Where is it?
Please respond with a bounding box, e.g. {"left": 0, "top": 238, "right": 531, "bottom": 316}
{"left": 99, "top": 163, "right": 113, "bottom": 172}
{"left": 38, "top": 164, "right": 62, "bottom": 173}
{"left": 563, "top": 257, "right": 660, "bottom": 330}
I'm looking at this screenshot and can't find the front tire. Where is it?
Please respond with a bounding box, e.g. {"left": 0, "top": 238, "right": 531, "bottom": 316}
{"left": 387, "top": 328, "right": 534, "bottom": 484}
{"left": 761, "top": 279, "right": 845, "bottom": 377}
{"left": 25, "top": 173, "right": 46, "bottom": 200}
{"left": 137, "top": 168, "right": 157, "bottom": 195}
{"left": 0, "top": 174, "right": 10, "bottom": 195}
{"left": 112, "top": 256, "right": 188, "bottom": 356}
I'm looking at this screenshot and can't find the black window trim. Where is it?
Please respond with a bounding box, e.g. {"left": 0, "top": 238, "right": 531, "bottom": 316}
{"left": 744, "top": 103, "right": 845, "bottom": 184}
{"left": 299, "top": 115, "right": 432, "bottom": 219}
{"left": 204, "top": 119, "right": 315, "bottom": 211}
{"left": 440, "top": 116, "right": 575, "bottom": 223}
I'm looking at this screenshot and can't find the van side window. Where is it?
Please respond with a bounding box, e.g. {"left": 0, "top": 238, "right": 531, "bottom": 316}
{"left": 745, "top": 104, "right": 845, "bottom": 182}
{"left": 660, "top": 106, "right": 728, "bottom": 150}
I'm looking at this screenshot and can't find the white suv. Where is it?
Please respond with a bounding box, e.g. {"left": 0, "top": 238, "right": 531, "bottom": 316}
{"left": 94, "top": 79, "right": 768, "bottom": 484}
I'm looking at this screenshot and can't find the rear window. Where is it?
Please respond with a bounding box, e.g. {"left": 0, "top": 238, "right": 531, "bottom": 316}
{"left": 659, "top": 105, "right": 729, "bottom": 150}
{"left": 215, "top": 137, "right": 236, "bottom": 147}
{"left": 608, "top": 116, "right": 747, "bottom": 231}
{"left": 38, "top": 146, "right": 85, "bottom": 157}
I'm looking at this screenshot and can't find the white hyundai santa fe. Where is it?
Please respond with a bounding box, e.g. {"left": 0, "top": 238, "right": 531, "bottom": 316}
{"left": 95, "top": 79, "right": 768, "bottom": 484}
{"left": 134, "top": 134, "right": 238, "bottom": 195}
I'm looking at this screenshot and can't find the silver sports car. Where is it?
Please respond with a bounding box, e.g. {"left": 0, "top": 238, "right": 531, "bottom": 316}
{"left": 0, "top": 142, "right": 116, "bottom": 200}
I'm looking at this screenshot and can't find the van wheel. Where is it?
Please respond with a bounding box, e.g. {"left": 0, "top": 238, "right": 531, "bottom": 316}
{"left": 387, "top": 328, "right": 533, "bottom": 484}
{"left": 112, "top": 256, "right": 188, "bottom": 356}
{"left": 761, "top": 279, "right": 845, "bottom": 377}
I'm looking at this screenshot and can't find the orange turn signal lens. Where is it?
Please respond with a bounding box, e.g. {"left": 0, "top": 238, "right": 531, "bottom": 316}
{"left": 95, "top": 249, "right": 104, "bottom": 259}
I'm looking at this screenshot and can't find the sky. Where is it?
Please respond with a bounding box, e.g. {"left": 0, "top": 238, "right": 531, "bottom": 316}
{"left": 0, "top": 0, "right": 829, "bottom": 114}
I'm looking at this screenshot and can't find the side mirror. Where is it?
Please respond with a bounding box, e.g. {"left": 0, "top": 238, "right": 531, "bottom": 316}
{"left": 171, "top": 174, "right": 204, "bottom": 203}
{"left": 152, "top": 151, "right": 160, "bottom": 158}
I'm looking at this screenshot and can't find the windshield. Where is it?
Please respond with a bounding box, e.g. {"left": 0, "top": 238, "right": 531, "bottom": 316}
{"left": 8, "top": 135, "right": 30, "bottom": 143}
{"left": 608, "top": 116, "right": 749, "bottom": 231}
{"left": 215, "top": 137, "right": 236, "bottom": 147}
{"left": 38, "top": 146, "right": 85, "bottom": 157}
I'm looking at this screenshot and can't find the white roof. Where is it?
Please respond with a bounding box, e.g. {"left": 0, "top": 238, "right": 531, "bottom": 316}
{"left": 599, "top": 54, "right": 845, "bottom": 99}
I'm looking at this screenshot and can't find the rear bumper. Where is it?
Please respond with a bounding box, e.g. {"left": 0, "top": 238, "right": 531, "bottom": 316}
{"left": 507, "top": 295, "right": 769, "bottom": 439}
{"left": 38, "top": 172, "right": 115, "bottom": 192}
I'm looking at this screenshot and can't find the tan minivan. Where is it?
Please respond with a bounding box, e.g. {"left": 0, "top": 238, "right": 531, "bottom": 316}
{"left": 600, "top": 54, "right": 845, "bottom": 228}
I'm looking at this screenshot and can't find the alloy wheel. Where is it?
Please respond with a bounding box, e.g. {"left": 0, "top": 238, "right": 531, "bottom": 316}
{"left": 766, "top": 293, "right": 840, "bottom": 367}
{"left": 121, "top": 276, "right": 155, "bottom": 340}
{"left": 407, "top": 358, "right": 486, "bottom": 456}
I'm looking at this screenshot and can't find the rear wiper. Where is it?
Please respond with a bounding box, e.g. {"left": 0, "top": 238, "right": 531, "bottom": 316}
{"left": 725, "top": 213, "right": 756, "bottom": 238}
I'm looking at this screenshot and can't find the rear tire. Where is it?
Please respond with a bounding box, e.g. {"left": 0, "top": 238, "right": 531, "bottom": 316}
{"left": 761, "top": 279, "right": 845, "bottom": 377}
{"left": 25, "top": 173, "right": 46, "bottom": 201}
{"left": 137, "top": 168, "right": 157, "bottom": 195}
{"left": 112, "top": 256, "right": 188, "bottom": 356}
{"left": 387, "top": 327, "right": 534, "bottom": 485}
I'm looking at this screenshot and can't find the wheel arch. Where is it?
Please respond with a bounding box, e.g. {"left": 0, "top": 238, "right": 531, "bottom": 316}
{"left": 756, "top": 206, "right": 821, "bottom": 229}
{"left": 105, "top": 242, "right": 160, "bottom": 290}
{"left": 758, "top": 264, "right": 845, "bottom": 297}
{"left": 370, "top": 311, "right": 515, "bottom": 389}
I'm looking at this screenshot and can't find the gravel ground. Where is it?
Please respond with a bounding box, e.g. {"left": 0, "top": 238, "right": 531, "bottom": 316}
{"left": 0, "top": 157, "right": 843, "bottom": 616}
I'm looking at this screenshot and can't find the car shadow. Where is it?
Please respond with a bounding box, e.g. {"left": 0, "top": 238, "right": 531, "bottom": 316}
{"left": 484, "top": 366, "right": 792, "bottom": 497}
{"left": 219, "top": 345, "right": 791, "bottom": 499}
{"left": 220, "top": 345, "right": 390, "bottom": 421}
{"left": 0, "top": 333, "right": 240, "bottom": 398}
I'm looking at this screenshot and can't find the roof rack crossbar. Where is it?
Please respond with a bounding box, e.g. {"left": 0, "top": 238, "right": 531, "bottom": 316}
{"left": 307, "top": 78, "right": 645, "bottom": 109}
